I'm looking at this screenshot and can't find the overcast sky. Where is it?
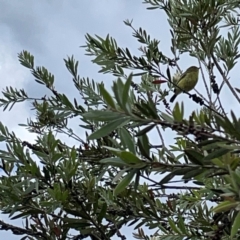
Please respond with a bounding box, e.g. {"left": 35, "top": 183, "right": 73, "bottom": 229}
{"left": 0, "top": 1, "right": 239, "bottom": 239}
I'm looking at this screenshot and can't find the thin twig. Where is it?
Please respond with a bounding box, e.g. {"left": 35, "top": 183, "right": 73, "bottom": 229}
{"left": 217, "top": 95, "right": 227, "bottom": 117}
{"left": 197, "top": 59, "right": 211, "bottom": 101}
{"left": 211, "top": 54, "right": 240, "bottom": 103}
{"left": 0, "top": 220, "right": 44, "bottom": 238}
{"left": 156, "top": 126, "right": 165, "bottom": 148}
{"left": 153, "top": 185, "right": 201, "bottom": 190}
{"left": 56, "top": 127, "right": 86, "bottom": 144}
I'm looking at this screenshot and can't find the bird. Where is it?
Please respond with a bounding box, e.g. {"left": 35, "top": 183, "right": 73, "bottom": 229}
{"left": 170, "top": 66, "right": 200, "bottom": 103}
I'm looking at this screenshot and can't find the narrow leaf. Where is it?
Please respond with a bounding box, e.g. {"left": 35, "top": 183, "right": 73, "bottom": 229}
{"left": 114, "top": 170, "right": 136, "bottom": 196}
{"left": 203, "top": 148, "right": 230, "bottom": 161}
{"left": 231, "top": 211, "right": 240, "bottom": 238}
{"left": 120, "top": 151, "right": 141, "bottom": 164}
{"left": 122, "top": 74, "right": 132, "bottom": 108}
{"left": 88, "top": 117, "right": 130, "bottom": 140}
{"left": 99, "top": 84, "right": 116, "bottom": 109}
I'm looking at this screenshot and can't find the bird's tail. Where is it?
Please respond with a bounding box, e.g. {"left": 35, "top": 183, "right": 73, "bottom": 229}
{"left": 170, "top": 94, "right": 177, "bottom": 103}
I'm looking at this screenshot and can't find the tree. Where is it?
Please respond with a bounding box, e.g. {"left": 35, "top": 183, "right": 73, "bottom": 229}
{"left": 1, "top": 0, "right": 240, "bottom": 239}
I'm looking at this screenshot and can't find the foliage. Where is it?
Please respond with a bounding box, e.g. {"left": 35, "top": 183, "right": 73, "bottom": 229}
{"left": 1, "top": 0, "right": 240, "bottom": 239}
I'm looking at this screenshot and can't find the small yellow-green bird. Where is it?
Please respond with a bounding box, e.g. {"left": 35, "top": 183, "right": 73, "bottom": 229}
{"left": 170, "top": 66, "right": 200, "bottom": 103}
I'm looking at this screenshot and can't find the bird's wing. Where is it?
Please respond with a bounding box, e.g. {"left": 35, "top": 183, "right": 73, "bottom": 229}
{"left": 176, "top": 72, "right": 186, "bottom": 84}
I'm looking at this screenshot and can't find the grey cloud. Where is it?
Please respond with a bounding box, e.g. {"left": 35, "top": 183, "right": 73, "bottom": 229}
{"left": 0, "top": 1, "right": 47, "bottom": 53}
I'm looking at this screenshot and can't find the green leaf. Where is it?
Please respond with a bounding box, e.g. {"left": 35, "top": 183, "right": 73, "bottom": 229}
{"left": 161, "top": 112, "right": 174, "bottom": 123}
{"left": 145, "top": 95, "right": 159, "bottom": 119}
{"left": 231, "top": 211, "right": 240, "bottom": 238}
{"left": 64, "top": 208, "right": 90, "bottom": 218}
{"left": 147, "top": 6, "right": 159, "bottom": 10}
{"left": 135, "top": 124, "right": 155, "bottom": 136}
{"left": 118, "top": 128, "right": 135, "bottom": 154}
{"left": 198, "top": 139, "right": 222, "bottom": 148}
{"left": 170, "top": 167, "right": 193, "bottom": 176}
{"left": 159, "top": 172, "right": 175, "bottom": 185}
{"left": 235, "top": 87, "right": 240, "bottom": 94}
{"left": 61, "top": 94, "right": 74, "bottom": 109}
{"left": 134, "top": 103, "right": 150, "bottom": 117}
{"left": 112, "top": 78, "right": 124, "bottom": 108}
{"left": 100, "top": 157, "right": 126, "bottom": 167}
{"left": 177, "top": 215, "right": 187, "bottom": 234}
{"left": 102, "top": 146, "right": 122, "bottom": 153}
{"left": 63, "top": 217, "right": 91, "bottom": 228}
{"left": 119, "top": 151, "right": 141, "bottom": 164}
{"left": 0, "top": 135, "right": 6, "bottom": 142}
{"left": 214, "top": 143, "right": 240, "bottom": 150}
{"left": 83, "top": 110, "right": 123, "bottom": 121}
{"left": 11, "top": 210, "right": 43, "bottom": 220}
{"left": 212, "top": 201, "right": 238, "bottom": 213}
{"left": 97, "top": 203, "right": 107, "bottom": 223}
{"left": 203, "top": 148, "right": 230, "bottom": 161}
{"left": 184, "top": 149, "right": 204, "bottom": 165}
{"left": 114, "top": 170, "right": 136, "bottom": 196}
{"left": 172, "top": 102, "right": 183, "bottom": 122}
{"left": 182, "top": 168, "right": 205, "bottom": 179}
{"left": 99, "top": 84, "right": 116, "bottom": 109}
{"left": 113, "top": 169, "right": 129, "bottom": 182}
{"left": 132, "top": 72, "right": 146, "bottom": 76}
{"left": 122, "top": 74, "right": 132, "bottom": 109}
{"left": 88, "top": 117, "right": 130, "bottom": 140}
{"left": 214, "top": 115, "right": 236, "bottom": 135}
{"left": 0, "top": 122, "right": 7, "bottom": 136}
{"left": 23, "top": 183, "right": 38, "bottom": 195}
{"left": 168, "top": 218, "right": 182, "bottom": 234}
{"left": 137, "top": 134, "right": 150, "bottom": 160}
